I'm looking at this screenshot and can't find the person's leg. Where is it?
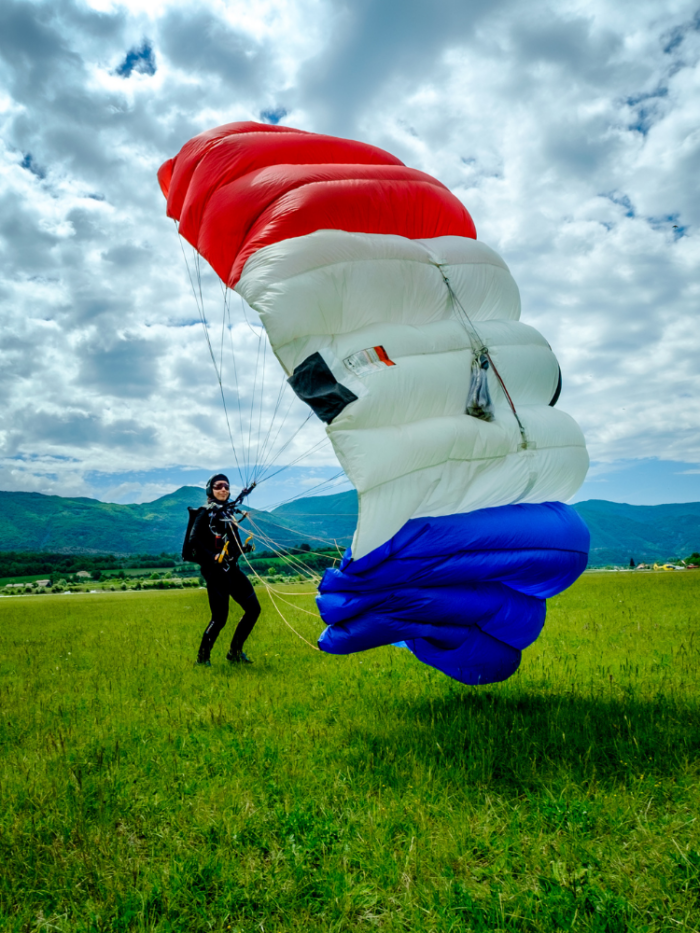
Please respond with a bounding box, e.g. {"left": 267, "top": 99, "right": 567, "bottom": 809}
{"left": 197, "top": 566, "right": 230, "bottom": 663}
{"left": 225, "top": 567, "right": 261, "bottom": 659}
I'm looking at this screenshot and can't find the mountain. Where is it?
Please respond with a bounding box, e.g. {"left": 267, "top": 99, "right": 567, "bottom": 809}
{"left": 573, "top": 500, "right": 700, "bottom": 565}
{"left": 0, "top": 487, "right": 698, "bottom": 565}
{"left": 0, "top": 486, "right": 355, "bottom": 556}
{"left": 0, "top": 486, "right": 206, "bottom": 555}
{"left": 270, "top": 490, "right": 358, "bottom": 548}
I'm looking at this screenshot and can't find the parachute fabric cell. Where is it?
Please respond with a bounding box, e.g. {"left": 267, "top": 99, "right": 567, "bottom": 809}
{"left": 158, "top": 122, "right": 476, "bottom": 287}
{"left": 317, "top": 502, "right": 589, "bottom": 685}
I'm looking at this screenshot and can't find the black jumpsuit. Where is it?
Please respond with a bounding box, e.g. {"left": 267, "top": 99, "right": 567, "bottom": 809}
{"left": 191, "top": 503, "right": 261, "bottom": 663}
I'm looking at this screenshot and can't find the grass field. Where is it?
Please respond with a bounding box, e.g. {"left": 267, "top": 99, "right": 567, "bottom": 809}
{"left": 1, "top": 572, "right": 699, "bottom": 932}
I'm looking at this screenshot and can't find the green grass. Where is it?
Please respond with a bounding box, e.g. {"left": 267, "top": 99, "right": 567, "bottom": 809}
{"left": 0, "top": 573, "right": 699, "bottom": 932}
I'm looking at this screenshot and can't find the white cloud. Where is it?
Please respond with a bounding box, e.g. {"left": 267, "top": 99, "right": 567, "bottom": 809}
{"left": 0, "top": 0, "right": 698, "bottom": 504}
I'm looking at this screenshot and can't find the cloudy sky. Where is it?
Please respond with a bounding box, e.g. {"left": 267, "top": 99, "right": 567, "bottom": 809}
{"left": 0, "top": 0, "right": 698, "bottom": 509}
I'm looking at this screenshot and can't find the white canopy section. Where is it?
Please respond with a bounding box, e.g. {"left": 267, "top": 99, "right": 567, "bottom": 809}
{"left": 236, "top": 232, "right": 588, "bottom": 558}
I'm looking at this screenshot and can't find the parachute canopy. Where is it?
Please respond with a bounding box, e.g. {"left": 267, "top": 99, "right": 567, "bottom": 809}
{"left": 160, "top": 121, "right": 589, "bottom": 685}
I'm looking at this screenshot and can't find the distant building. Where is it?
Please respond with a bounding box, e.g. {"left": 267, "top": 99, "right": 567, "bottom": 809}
{"left": 75, "top": 571, "right": 91, "bottom": 579}
{"left": 35, "top": 580, "right": 50, "bottom": 587}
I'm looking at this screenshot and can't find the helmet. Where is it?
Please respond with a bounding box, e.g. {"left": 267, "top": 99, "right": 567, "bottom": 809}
{"left": 205, "top": 473, "right": 230, "bottom": 498}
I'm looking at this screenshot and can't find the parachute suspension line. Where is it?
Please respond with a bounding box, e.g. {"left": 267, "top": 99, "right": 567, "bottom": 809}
{"left": 238, "top": 548, "right": 321, "bottom": 651}
{"left": 440, "top": 269, "right": 529, "bottom": 449}
{"left": 262, "top": 469, "right": 349, "bottom": 513}
{"left": 173, "top": 224, "right": 245, "bottom": 485}
{"left": 218, "top": 285, "right": 227, "bottom": 392}
{"left": 218, "top": 285, "right": 329, "bottom": 487}
{"left": 247, "top": 497, "right": 347, "bottom": 551}
{"left": 257, "top": 429, "right": 329, "bottom": 484}
{"left": 207, "top": 276, "right": 329, "bottom": 489}
{"left": 255, "top": 486, "right": 350, "bottom": 563}
{"left": 254, "top": 391, "right": 307, "bottom": 477}
{"left": 254, "top": 337, "right": 269, "bottom": 481}
{"left": 225, "top": 291, "right": 299, "bottom": 481}
{"left": 192, "top": 247, "right": 248, "bottom": 484}
{"left": 172, "top": 231, "right": 336, "bottom": 493}
{"left": 246, "top": 324, "right": 264, "bottom": 482}
{"left": 248, "top": 529, "right": 339, "bottom": 572}
{"left": 243, "top": 515, "right": 345, "bottom": 599}
{"left": 255, "top": 375, "right": 289, "bottom": 476}
{"left": 245, "top": 517, "right": 323, "bottom": 582}
{"left": 238, "top": 292, "right": 260, "bottom": 337}
{"left": 210, "top": 285, "right": 333, "bottom": 487}
{"left": 264, "top": 589, "right": 326, "bottom": 615}
{"left": 253, "top": 510, "right": 347, "bottom": 550}
{"left": 221, "top": 284, "right": 250, "bottom": 481}
{"left": 256, "top": 413, "right": 316, "bottom": 482}
{"left": 217, "top": 279, "right": 250, "bottom": 479}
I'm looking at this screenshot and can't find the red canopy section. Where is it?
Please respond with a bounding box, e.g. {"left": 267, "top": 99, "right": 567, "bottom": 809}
{"left": 158, "top": 122, "right": 477, "bottom": 287}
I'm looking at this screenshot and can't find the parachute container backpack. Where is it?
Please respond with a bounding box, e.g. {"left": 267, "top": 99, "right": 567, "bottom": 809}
{"left": 159, "top": 122, "right": 590, "bottom": 686}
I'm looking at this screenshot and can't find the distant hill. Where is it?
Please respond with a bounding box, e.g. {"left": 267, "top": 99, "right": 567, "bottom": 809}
{"left": 0, "top": 487, "right": 206, "bottom": 555}
{"left": 0, "top": 487, "right": 698, "bottom": 565}
{"left": 270, "top": 490, "right": 358, "bottom": 547}
{"left": 573, "top": 500, "right": 700, "bottom": 565}
{"left": 0, "top": 486, "right": 351, "bottom": 556}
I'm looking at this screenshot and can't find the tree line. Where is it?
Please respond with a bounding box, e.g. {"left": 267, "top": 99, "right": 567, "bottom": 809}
{"left": 0, "top": 545, "right": 342, "bottom": 583}
{"left": 0, "top": 551, "right": 184, "bottom": 579}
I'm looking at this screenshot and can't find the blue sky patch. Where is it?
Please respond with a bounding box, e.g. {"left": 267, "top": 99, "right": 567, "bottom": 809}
{"left": 116, "top": 41, "right": 156, "bottom": 78}
{"left": 260, "top": 107, "right": 288, "bottom": 125}
{"left": 21, "top": 153, "right": 45, "bottom": 179}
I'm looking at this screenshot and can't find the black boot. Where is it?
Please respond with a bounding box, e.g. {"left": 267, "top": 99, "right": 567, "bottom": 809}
{"left": 197, "top": 622, "right": 219, "bottom": 667}
{"left": 196, "top": 642, "right": 212, "bottom": 666}
{"left": 226, "top": 649, "right": 253, "bottom": 664}
{"left": 197, "top": 629, "right": 215, "bottom": 667}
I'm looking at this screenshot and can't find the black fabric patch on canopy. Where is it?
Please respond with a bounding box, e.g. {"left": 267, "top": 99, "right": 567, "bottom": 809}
{"left": 288, "top": 353, "right": 358, "bottom": 423}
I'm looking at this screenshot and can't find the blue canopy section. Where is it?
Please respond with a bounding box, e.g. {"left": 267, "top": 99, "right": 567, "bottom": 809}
{"left": 316, "top": 501, "right": 589, "bottom": 685}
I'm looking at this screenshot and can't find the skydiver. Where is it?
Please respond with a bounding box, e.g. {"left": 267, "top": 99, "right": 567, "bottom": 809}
{"left": 189, "top": 473, "right": 261, "bottom": 666}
